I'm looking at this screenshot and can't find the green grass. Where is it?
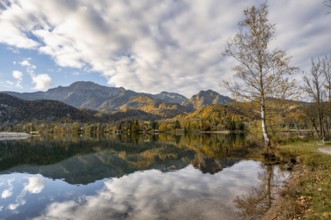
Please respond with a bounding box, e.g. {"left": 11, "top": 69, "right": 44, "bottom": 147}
{"left": 275, "top": 141, "right": 331, "bottom": 219}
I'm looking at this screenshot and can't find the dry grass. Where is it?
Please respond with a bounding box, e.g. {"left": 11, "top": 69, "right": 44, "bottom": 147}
{"left": 273, "top": 141, "right": 331, "bottom": 219}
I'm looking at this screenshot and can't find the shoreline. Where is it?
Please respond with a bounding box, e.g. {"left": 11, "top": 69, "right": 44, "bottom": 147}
{"left": 0, "top": 132, "right": 31, "bottom": 140}
{"left": 262, "top": 141, "right": 331, "bottom": 219}
{"left": 262, "top": 164, "right": 307, "bottom": 219}
{"left": 199, "top": 130, "right": 246, "bottom": 134}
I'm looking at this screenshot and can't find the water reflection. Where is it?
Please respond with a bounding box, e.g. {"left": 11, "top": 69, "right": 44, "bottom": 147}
{"left": 0, "top": 134, "right": 288, "bottom": 219}
{"left": 234, "top": 165, "right": 289, "bottom": 219}
{"left": 0, "top": 161, "right": 288, "bottom": 220}
{"left": 0, "top": 134, "right": 251, "bottom": 184}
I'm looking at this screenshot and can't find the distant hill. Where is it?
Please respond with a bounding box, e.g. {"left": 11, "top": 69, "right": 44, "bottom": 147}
{"left": 176, "top": 104, "right": 248, "bottom": 122}
{"left": 103, "top": 108, "right": 161, "bottom": 122}
{"left": 184, "top": 90, "right": 233, "bottom": 109}
{"left": 0, "top": 93, "right": 96, "bottom": 126}
{"left": 121, "top": 95, "right": 194, "bottom": 118}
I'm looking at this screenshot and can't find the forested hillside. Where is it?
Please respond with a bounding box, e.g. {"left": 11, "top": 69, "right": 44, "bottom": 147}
{"left": 0, "top": 93, "right": 96, "bottom": 127}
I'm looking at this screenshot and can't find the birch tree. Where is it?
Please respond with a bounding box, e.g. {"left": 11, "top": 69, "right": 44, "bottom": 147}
{"left": 223, "top": 3, "right": 298, "bottom": 147}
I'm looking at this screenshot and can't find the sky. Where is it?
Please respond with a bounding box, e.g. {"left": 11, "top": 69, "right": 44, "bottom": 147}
{"left": 0, "top": 0, "right": 330, "bottom": 97}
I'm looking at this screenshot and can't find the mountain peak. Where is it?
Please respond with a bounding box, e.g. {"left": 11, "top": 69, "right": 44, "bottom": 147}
{"left": 197, "top": 89, "right": 219, "bottom": 96}
{"left": 68, "top": 81, "right": 108, "bottom": 90}
{"left": 151, "top": 91, "right": 188, "bottom": 104}
{"left": 185, "top": 90, "right": 232, "bottom": 109}
{"left": 70, "top": 81, "right": 99, "bottom": 86}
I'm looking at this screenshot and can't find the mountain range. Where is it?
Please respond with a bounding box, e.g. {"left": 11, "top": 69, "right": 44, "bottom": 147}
{"left": 5, "top": 81, "right": 232, "bottom": 111}
{"left": 1, "top": 81, "right": 233, "bottom": 124}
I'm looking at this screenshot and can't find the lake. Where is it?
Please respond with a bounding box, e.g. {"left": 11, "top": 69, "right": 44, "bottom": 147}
{"left": 0, "top": 134, "right": 289, "bottom": 220}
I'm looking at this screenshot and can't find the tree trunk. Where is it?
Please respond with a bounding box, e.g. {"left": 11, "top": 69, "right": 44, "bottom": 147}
{"left": 311, "top": 118, "right": 320, "bottom": 136}
{"left": 261, "top": 99, "right": 271, "bottom": 147}
{"left": 318, "top": 108, "right": 324, "bottom": 137}
{"left": 292, "top": 120, "right": 302, "bottom": 136}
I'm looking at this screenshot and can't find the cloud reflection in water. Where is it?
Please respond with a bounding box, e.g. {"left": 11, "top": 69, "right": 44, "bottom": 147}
{"left": 23, "top": 175, "right": 46, "bottom": 194}
{"left": 33, "top": 161, "right": 274, "bottom": 220}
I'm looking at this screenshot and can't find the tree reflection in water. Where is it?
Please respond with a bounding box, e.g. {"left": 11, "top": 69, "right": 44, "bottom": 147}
{"left": 234, "top": 165, "right": 289, "bottom": 219}
{"left": 0, "top": 133, "right": 291, "bottom": 219}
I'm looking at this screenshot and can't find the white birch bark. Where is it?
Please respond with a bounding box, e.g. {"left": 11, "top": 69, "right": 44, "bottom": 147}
{"left": 260, "top": 101, "right": 271, "bottom": 147}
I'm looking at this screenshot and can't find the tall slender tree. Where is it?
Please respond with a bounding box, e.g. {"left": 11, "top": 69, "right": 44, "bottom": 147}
{"left": 303, "top": 56, "right": 331, "bottom": 137}
{"left": 322, "top": 56, "right": 331, "bottom": 135}
{"left": 303, "top": 58, "right": 326, "bottom": 137}
{"left": 223, "top": 3, "right": 298, "bottom": 147}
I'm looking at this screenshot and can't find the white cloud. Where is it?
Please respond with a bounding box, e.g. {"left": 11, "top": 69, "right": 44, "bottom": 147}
{"left": 1, "top": 189, "right": 13, "bottom": 199}
{"left": 19, "top": 58, "right": 36, "bottom": 74}
{"left": 12, "top": 70, "right": 23, "bottom": 81}
{"left": 6, "top": 199, "right": 26, "bottom": 211}
{"left": 20, "top": 60, "right": 31, "bottom": 67}
{"left": 0, "top": 178, "right": 25, "bottom": 211}
{"left": 0, "top": 0, "right": 330, "bottom": 96}
{"left": 5, "top": 70, "right": 24, "bottom": 88}
{"left": 5, "top": 80, "right": 14, "bottom": 86}
{"left": 31, "top": 73, "right": 52, "bottom": 91}
{"left": 23, "top": 175, "right": 46, "bottom": 194}
{"left": 8, "top": 203, "right": 20, "bottom": 210}
{"left": 17, "top": 58, "right": 52, "bottom": 90}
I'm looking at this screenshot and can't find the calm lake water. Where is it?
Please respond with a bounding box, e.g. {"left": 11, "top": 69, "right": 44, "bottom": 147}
{"left": 0, "top": 134, "right": 289, "bottom": 220}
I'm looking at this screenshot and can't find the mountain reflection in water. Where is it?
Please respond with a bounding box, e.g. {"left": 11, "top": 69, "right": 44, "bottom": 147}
{"left": 0, "top": 134, "right": 289, "bottom": 219}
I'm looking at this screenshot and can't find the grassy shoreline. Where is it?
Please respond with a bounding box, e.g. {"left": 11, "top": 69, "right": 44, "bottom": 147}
{"left": 263, "top": 141, "right": 331, "bottom": 219}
